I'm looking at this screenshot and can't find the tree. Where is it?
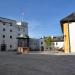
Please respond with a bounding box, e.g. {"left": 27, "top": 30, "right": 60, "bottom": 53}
{"left": 44, "top": 36, "right": 53, "bottom": 47}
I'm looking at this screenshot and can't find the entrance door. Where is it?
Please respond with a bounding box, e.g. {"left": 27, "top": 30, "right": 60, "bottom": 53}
{"left": 1, "top": 44, "right": 6, "bottom": 51}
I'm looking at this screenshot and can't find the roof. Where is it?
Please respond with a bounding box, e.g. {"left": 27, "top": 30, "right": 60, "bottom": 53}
{"left": 60, "top": 12, "right": 75, "bottom": 23}
{"left": 60, "top": 12, "right": 75, "bottom": 32}
{"left": 17, "top": 35, "right": 29, "bottom": 39}
{"left": 52, "top": 36, "right": 64, "bottom": 42}
{"left": 0, "top": 17, "right": 16, "bottom": 22}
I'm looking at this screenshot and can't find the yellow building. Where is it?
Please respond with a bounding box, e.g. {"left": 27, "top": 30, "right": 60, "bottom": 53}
{"left": 60, "top": 13, "right": 75, "bottom": 53}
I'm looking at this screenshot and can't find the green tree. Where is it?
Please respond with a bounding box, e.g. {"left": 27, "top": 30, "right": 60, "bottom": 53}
{"left": 44, "top": 36, "right": 53, "bottom": 47}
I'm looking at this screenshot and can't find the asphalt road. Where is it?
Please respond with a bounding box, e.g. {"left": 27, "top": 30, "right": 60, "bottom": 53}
{"left": 0, "top": 52, "right": 75, "bottom": 75}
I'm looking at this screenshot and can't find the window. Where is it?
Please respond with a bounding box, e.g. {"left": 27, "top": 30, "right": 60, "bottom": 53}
{"left": 3, "top": 35, "right": 5, "bottom": 38}
{"left": 46, "top": 48, "right": 48, "bottom": 49}
{"left": 10, "top": 36, "right": 12, "bottom": 38}
{"left": 23, "top": 29, "right": 25, "bottom": 32}
{"left": 53, "top": 43, "right": 54, "bottom": 45}
{"left": 18, "top": 28, "right": 20, "bottom": 31}
{"left": 10, "top": 45, "right": 12, "bottom": 48}
{"left": 10, "top": 30, "right": 12, "bottom": 32}
{"left": 41, "top": 42, "right": 43, "bottom": 44}
{"left": 10, "top": 23, "right": 12, "bottom": 26}
{"left": 18, "top": 33, "right": 20, "bottom": 36}
{"left": 36, "top": 43, "right": 37, "bottom": 45}
{"left": 56, "top": 42, "right": 58, "bottom": 45}
{"left": 3, "top": 22, "right": 5, "bottom": 25}
{"left": 3, "top": 28, "right": 5, "bottom": 31}
{"left": 50, "top": 47, "right": 52, "bottom": 50}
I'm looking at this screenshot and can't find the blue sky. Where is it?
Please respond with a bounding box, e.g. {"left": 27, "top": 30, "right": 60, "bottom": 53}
{"left": 0, "top": 0, "right": 75, "bottom": 38}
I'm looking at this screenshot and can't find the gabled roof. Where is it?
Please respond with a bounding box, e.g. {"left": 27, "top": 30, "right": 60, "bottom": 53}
{"left": 60, "top": 12, "right": 75, "bottom": 23}
{"left": 52, "top": 36, "right": 64, "bottom": 42}
{"left": 60, "top": 12, "right": 75, "bottom": 32}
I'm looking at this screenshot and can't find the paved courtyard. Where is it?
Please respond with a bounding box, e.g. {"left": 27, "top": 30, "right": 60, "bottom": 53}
{"left": 0, "top": 52, "right": 75, "bottom": 75}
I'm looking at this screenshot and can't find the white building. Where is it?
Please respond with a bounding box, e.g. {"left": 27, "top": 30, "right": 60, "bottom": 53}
{"left": 60, "top": 12, "right": 75, "bottom": 53}
{"left": 29, "top": 38, "right": 40, "bottom": 51}
{"left": 40, "top": 38, "right": 45, "bottom": 51}
{"left": 0, "top": 17, "right": 28, "bottom": 51}
{"left": 40, "top": 36, "right": 64, "bottom": 51}
{"left": 52, "top": 36, "right": 64, "bottom": 50}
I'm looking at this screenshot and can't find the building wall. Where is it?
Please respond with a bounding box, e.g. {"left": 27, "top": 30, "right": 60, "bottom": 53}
{"left": 0, "top": 19, "right": 17, "bottom": 51}
{"left": 40, "top": 38, "right": 44, "bottom": 51}
{"left": 53, "top": 42, "right": 64, "bottom": 49}
{"left": 69, "top": 22, "right": 75, "bottom": 52}
{"left": 40, "top": 38, "right": 47, "bottom": 51}
{"left": 40, "top": 38, "right": 52, "bottom": 51}
{"left": 0, "top": 18, "right": 28, "bottom": 51}
{"left": 17, "top": 22, "right": 28, "bottom": 36}
{"left": 63, "top": 23, "right": 70, "bottom": 53}
{"left": 29, "top": 38, "right": 40, "bottom": 51}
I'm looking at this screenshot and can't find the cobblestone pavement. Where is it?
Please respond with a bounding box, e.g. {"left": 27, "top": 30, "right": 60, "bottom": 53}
{"left": 0, "top": 52, "right": 75, "bottom": 75}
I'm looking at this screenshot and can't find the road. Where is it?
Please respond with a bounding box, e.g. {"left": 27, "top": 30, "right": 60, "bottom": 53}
{"left": 0, "top": 52, "right": 75, "bottom": 75}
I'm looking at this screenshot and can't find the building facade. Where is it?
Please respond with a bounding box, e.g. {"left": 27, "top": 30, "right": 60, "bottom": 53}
{"left": 0, "top": 17, "right": 28, "bottom": 51}
{"left": 29, "top": 38, "right": 40, "bottom": 51}
{"left": 40, "top": 36, "right": 64, "bottom": 52}
{"left": 60, "top": 12, "right": 75, "bottom": 53}
{"left": 52, "top": 36, "right": 64, "bottom": 51}
{"left": 40, "top": 37, "right": 53, "bottom": 51}
{"left": 40, "top": 38, "right": 48, "bottom": 51}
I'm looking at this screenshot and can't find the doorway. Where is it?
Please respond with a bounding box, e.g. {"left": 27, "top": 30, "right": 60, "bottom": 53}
{"left": 41, "top": 46, "right": 44, "bottom": 51}
{"left": 1, "top": 44, "right": 6, "bottom": 51}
